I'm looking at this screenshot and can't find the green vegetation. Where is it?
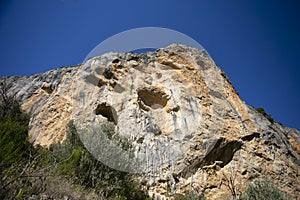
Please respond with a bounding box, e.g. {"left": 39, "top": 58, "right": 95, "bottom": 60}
{"left": 0, "top": 81, "right": 291, "bottom": 200}
{"left": 48, "top": 120, "right": 149, "bottom": 199}
{"left": 255, "top": 107, "right": 274, "bottom": 123}
{"left": 0, "top": 92, "right": 32, "bottom": 199}
{"left": 233, "top": 179, "right": 290, "bottom": 200}
{"left": 0, "top": 85, "right": 30, "bottom": 171}
{"left": 0, "top": 117, "right": 29, "bottom": 172}
{"left": 0, "top": 87, "right": 149, "bottom": 199}
{"left": 174, "top": 191, "right": 205, "bottom": 200}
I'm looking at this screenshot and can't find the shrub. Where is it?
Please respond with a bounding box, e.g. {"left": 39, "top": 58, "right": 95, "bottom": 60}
{"left": 0, "top": 95, "right": 32, "bottom": 199}
{"left": 174, "top": 191, "right": 205, "bottom": 200}
{"left": 0, "top": 85, "right": 148, "bottom": 199}
{"left": 255, "top": 107, "right": 274, "bottom": 123}
{"left": 234, "top": 179, "right": 290, "bottom": 200}
{"left": 0, "top": 117, "right": 29, "bottom": 170}
{"left": 50, "top": 120, "right": 149, "bottom": 199}
{"left": 0, "top": 95, "right": 29, "bottom": 126}
{"left": 0, "top": 98, "right": 148, "bottom": 199}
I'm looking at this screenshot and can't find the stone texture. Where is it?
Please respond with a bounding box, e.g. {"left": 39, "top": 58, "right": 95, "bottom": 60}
{"left": 1, "top": 44, "right": 299, "bottom": 199}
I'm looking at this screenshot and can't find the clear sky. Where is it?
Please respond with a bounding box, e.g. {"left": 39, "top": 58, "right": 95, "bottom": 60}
{"left": 0, "top": 0, "right": 299, "bottom": 130}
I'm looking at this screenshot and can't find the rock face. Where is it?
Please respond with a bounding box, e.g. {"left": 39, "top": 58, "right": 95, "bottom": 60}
{"left": 1, "top": 44, "right": 300, "bottom": 199}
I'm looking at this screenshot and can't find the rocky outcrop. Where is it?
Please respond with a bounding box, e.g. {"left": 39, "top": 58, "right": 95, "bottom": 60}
{"left": 2, "top": 66, "right": 77, "bottom": 144}
{"left": 1, "top": 44, "right": 299, "bottom": 199}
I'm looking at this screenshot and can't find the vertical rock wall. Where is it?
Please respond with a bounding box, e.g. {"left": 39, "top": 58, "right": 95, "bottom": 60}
{"left": 1, "top": 44, "right": 299, "bottom": 199}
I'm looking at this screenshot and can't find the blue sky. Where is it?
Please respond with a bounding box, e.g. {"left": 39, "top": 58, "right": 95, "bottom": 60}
{"left": 0, "top": 0, "right": 299, "bottom": 129}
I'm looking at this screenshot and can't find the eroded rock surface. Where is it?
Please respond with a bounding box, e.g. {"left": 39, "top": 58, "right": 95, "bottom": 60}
{"left": 1, "top": 44, "right": 299, "bottom": 199}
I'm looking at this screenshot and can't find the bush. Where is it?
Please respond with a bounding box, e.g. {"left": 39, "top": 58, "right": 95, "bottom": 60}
{"left": 0, "top": 87, "right": 30, "bottom": 176}
{"left": 234, "top": 179, "right": 290, "bottom": 200}
{"left": 0, "top": 93, "right": 148, "bottom": 199}
{"left": 174, "top": 191, "right": 205, "bottom": 200}
{"left": 255, "top": 107, "right": 274, "bottom": 123}
{"left": 0, "top": 95, "right": 32, "bottom": 199}
{"left": 49, "top": 120, "right": 149, "bottom": 199}
{"left": 0, "top": 95, "right": 29, "bottom": 125}
{"left": 0, "top": 117, "right": 29, "bottom": 170}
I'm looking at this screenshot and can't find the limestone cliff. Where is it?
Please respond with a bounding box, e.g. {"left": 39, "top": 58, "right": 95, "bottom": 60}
{"left": 1, "top": 44, "right": 299, "bottom": 199}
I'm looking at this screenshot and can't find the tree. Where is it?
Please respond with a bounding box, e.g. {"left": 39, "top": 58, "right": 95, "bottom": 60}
{"left": 0, "top": 78, "right": 29, "bottom": 124}
{"left": 0, "top": 82, "right": 31, "bottom": 199}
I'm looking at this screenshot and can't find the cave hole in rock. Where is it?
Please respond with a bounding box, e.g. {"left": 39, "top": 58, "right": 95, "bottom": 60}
{"left": 241, "top": 132, "right": 260, "bottom": 141}
{"left": 179, "top": 138, "right": 243, "bottom": 178}
{"left": 98, "top": 79, "right": 107, "bottom": 87}
{"left": 203, "top": 138, "right": 242, "bottom": 167}
{"left": 112, "top": 58, "right": 120, "bottom": 63}
{"left": 95, "top": 103, "right": 118, "bottom": 125}
{"left": 41, "top": 85, "right": 53, "bottom": 94}
{"left": 137, "top": 88, "right": 169, "bottom": 110}
{"left": 103, "top": 67, "right": 115, "bottom": 79}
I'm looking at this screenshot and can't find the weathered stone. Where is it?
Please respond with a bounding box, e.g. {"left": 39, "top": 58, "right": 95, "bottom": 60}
{"left": 1, "top": 44, "right": 299, "bottom": 199}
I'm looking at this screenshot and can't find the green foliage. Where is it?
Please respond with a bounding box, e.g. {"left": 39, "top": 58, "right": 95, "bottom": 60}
{"left": 255, "top": 107, "right": 274, "bottom": 123}
{"left": 1, "top": 117, "right": 149, "bottom": 199}
{"left": 174, "top": 191, "right": 205, "bottom": 200}
{"left": 100, "top": 122, "right": 133, "bottom": 151}
{"left": 0, "top": 97, "right": 29, "bottom": 125}
{"left": 234, "top": 179, "right": 290, "bottom": 200}
{"left": 0, "top": 97, "right": 29, "bottom": 170}
{"left": 0, "top": 85, "right": 30, "bottom": 173}
{"left": 0, "top": 94, "right": 32, "bottom": 199}
{"left": 0, "top": 83, "right": 148, "bottom": 199}
{"left": 49, "top": 120, "right": 148, "bottom": 199}
{"left": 0, "top": 79, "right": 144, "bottom": 199}
{"left": 0, "top": 117, "right": 29, "bottom": 169}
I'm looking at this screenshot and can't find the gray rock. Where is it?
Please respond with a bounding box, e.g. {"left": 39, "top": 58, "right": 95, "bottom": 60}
{"left": 1, "top": 44, "right": 299, "bottom": 199}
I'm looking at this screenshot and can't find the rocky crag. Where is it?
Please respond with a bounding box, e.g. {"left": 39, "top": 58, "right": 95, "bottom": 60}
{"left": 1, "top": 44, "right": 300, "bottom": 199}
